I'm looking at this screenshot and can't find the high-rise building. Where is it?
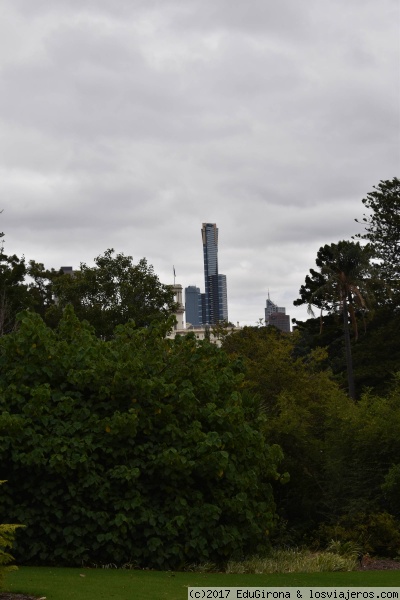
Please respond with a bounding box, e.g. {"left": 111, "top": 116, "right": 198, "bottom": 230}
{"left": 217, "top": 274, "right": 228, "bottom": 322}
{"left": 185, "top": 285, "right": 202, "bottom": 326}
{"left": 265, "top": 294, "right": 290, "bottom": 333}
{"left": 201, "top": 223, "right": 228, "bottom": 324}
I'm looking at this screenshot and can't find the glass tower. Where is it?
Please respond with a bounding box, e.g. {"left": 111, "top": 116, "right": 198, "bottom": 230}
{"left": 201, "top": 223, "right": 228, "bottom": 324}
{"left": 185, "top": 285, "right": 202, "bottom": 326}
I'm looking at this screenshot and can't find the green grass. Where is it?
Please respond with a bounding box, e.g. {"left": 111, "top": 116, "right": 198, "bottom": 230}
{"left": 225, "top": 549, "right": 358, "bottom": 573}
{"left": 3, "top": 567, "right": 400, "bottom": 600}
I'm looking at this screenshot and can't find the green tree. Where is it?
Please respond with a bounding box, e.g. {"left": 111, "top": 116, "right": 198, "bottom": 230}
{"left": 41, "top": 249, "right": 177, "bottom": 339}
{"left": 294, "top": 241, "right": 375, "bottom": 399}
{"left": 350, "top": 307, "right": 400, "bottom": 395}
{"left": 222, "top": 326, "right": 349, "bottom": 538}
{"left": 316, "top": 373, "right": 400, "bottom": 555}
{"left": 355, "top": 177, "right": 400, "bottom": 302}
{"left": 26, "top": 260, "right": 60, "bottom": 320}
{"left": 222, "top": 326, "right": 400, "bottom": 549}
{"left": 0, "top": 308, "right": 283, "bottom": 568}
{"left": 0, "top": 239, "right": 32, "bottom": 336}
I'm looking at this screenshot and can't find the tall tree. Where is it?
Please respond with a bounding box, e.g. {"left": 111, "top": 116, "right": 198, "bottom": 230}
{"left": 26, "top": 261, "right": 61, "bottom": 319}
{"left": 294, "top": 241, "right": 375, "bottom": 399}
{"left": 355, "top": 177, "right": 400, "bottom": 303}
{"left": 41, "top": 249, "right": 177, "bottom": 339}
{"left": 0, "top": 238, "right": 31, "bottom": 336}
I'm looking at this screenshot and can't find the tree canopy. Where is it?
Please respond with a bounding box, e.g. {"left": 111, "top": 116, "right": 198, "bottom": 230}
{"left": 0, "top": 241, "right": 32, "bottom": 336}
{"left": 294, "top": 241, "right": 374, "bottom": 322}
{"left": 294, "top": 240, "right": 376, "bottom": 398}
{"left": 32, "top": 249, "right": 177, "bottom": 339}
{"left": 355, "top": 177, "right": 400, "bottom": 297}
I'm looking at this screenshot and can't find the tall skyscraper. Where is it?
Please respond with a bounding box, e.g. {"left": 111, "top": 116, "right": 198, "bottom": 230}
{"left": 201, "top": 223, "right": 228, "bottom": 324}
{"left": 265, "top": 294, "right": 290, "bottom": 333}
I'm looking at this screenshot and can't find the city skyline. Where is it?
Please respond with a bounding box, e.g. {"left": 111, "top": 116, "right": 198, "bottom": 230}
{"left": 1, "top": 0, "right": 398, "bottom": 327}
{"left": 184, "top": 223, "right": 228, "bottom": 326}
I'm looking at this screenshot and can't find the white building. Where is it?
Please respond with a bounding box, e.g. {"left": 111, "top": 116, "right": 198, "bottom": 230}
{"left": 167, "top": 284, "right": 240, "bottom": 346}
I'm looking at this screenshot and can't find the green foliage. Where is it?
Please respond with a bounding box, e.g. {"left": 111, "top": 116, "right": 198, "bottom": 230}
{"left": 39, "top": 249, "right": 177, "bottom": 338}
{"left": 0, "top": 243, "right": 177, "bottom": 339}
{"left": 355, "top": 177, "right": 400, "bottom": 299}
{"left": 292, "top": 180, "right": 400, "bottom": 398}
{"left": 225, "top": 549, "right": 357, "bottom": 574}
{"left": 326, "top": 539, "right": 363, "bottom": 558}
{"left": 0, "top": 481, "right": 24, "bottom": 590}
{"left": 321, "top": 376, "right": 400, "bottom": 520}
{"left": 382, "top": 463, "right": 400, "bottom": 517}
{"left": 222, "top": 326, "right": 350, "bottom": 537}
{"left": 294, "top": 240, "right": 378, "bottom": 399}
{"left": 222, "top": 325, "right": 400, "bottom": 553}
{"left": 0, "top": 308, "right": 282, "bottom": 569}
{"left": 316, "top": 513, "right": 400, "bottom": 557}
{"left": 0, "top": 246, "right": 32, "bottom": 336}
{"left": 0, "top": 523, "right": 19, "bottom": 588}
{"left": 26, "top": 260, "right": 60, "bottom": 320}
{"left": 294, "top": 240, "right": 375, "bottom": 319}
{"left": 295, "top": 307, "right": 400, "bottom": 397}
{"left": 308, "top": 375, "right": 400, "bottom": 557}
{"left": 351, "top": 308, "right": 400, "bottom": 395}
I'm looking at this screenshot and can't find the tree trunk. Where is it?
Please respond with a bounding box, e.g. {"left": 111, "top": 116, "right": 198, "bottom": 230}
{"left": 342, "top": 295, "right": 356, "bottom": 400}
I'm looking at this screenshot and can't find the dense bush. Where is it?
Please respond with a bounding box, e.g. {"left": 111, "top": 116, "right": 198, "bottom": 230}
{"left": 0, "top": 308, "right": 283, "bottom": 568}
{"left": 0, "top": 482, "right": 23, "bottom": 589}
{"left": 223, "top": 326, "right": 351, "bottom": 535}
{"left": 316, "top": 512, "right": 400, "bottom": 557}
{"left": 223, "top": 326, "right": 400, "bottom": 554}
{"left": 322, "top": 377, "right": 400, "bottom": 518}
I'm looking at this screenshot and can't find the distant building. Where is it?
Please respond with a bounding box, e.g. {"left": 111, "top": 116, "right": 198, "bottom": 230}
{"left": 217, "top": 274, "right": 228, "bottom": 322}
{"left": 185, "top": 285, "right": 202, "bottom": 326}
{"left": 168, "top": 282, "right": 239, "bottom": 346}
{"left": 201, "top": 223, "right": 228, "bottom": 324}
{"left": 60, "top": 266, "right": 74, "bottom": 275}
{"left": 265, "top": 294, "right": 290, "bottom": 333}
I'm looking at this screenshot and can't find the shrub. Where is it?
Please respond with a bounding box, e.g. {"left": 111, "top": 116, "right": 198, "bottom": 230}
{"left": 326, "top": 539, "right": 363, "bottom": 558}
{"left": 0, "top": 309, "right": 283, "bottom": 569}
{"left": 316, "top": 512, "right": 400, "bottom": 557}
{"left": 0, "top": 482, "right": 24, "bottom": 590}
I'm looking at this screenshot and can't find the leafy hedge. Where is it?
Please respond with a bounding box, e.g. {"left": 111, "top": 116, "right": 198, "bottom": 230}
{"left": 0, "top": 308, "right": 283, "bottom": 568}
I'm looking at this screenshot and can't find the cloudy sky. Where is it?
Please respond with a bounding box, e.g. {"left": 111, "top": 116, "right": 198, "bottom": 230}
{"left": 1, "top": 0, "right": 399, "bottom": 326}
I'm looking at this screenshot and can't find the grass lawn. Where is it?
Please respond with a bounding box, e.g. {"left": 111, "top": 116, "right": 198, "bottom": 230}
{"left": 3, "top": 567, "right": 400, "bottom": 600}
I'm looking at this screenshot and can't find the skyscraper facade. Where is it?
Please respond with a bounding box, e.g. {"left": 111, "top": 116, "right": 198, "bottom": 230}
{"left": 201, "top": 223, "right": 228, "bottom": 324}
{"left": 265, "top": 295, "right": 290, "bottom": 333}
{"left": 185, "top": 285, "right": 202, "bottom": 326}
{"left": 217, "top": 274, "right": 228, "bottom": 322}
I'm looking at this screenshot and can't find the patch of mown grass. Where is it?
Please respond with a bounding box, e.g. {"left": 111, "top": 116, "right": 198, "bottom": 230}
{"left": 3, "top": 567, "right": 400, "bottom": 600}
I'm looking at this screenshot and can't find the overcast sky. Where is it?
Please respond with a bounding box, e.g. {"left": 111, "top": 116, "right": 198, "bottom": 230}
{"left": 1, "top": 0, "right": 399, "bottom": 326}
